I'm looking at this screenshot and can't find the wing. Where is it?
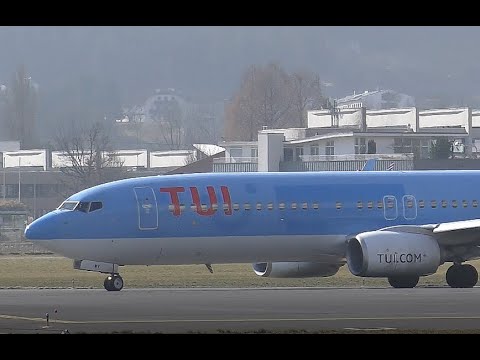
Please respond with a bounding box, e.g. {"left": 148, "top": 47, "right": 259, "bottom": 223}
{"left": 380, "top": 220, "right": 480, "bottom": 245}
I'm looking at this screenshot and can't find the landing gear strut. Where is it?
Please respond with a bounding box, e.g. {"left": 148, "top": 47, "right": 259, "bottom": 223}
{"left": 104, "top": 274, "right": 124, "bottom": 291}
{"left": 446, "top": 264, "right": 478, "bottom": 288}
{"left": 387, "top": 275, "right": 420, "bottom": 288}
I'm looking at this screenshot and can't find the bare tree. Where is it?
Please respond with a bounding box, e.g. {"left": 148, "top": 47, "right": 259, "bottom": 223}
{"left": 150, "top": 97, "right": 184, "bottom": 150}
{"left": 225, "top": 63, "right": 324, "bottom": 141}
{"left": 225, "top": 64, "right": 272, "bottom": 140}
{"left": 289, "top": 71, "right": 324, "bottom": 127}
{"left": 54, "top": 122, "right": 126, "bottom": 196}
{"left": 183, "top": 103, "right": 221, "bottom": 145}
{"left": 4, "top": 65, "right": 38, "bottom": 148}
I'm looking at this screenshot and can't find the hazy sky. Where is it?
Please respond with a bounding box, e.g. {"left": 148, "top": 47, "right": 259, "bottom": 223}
{"left": 1, "top": 26, "right": 479, "bottom": 133}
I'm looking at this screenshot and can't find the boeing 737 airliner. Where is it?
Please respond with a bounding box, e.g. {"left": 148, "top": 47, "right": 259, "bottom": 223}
{"left": 24, "top": 170, "right": 480, "bottom": 291}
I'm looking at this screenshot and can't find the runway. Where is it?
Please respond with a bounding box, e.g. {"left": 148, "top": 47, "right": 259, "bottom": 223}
{"left": 1, "top": 286, "right": 480, "bottom": 333}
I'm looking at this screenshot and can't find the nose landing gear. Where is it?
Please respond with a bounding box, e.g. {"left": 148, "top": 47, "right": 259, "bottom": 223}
{"left": 104, "top": 274, "right": 124, "bottom": 291}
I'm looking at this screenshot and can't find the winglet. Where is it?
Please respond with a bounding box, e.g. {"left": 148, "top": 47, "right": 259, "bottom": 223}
{"left": 361, "top": 159, "right": 376, "bottom": 171}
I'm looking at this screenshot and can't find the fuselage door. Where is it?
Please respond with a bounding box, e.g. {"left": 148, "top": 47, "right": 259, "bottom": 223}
{"left": 402, "top": 195, "right": 417, "bottom": 220}
{"left": 133, "top": 187, "right": 158, "bottom": 230}
{"left": 383, "top": 195, "right": 398, "bottom": 220}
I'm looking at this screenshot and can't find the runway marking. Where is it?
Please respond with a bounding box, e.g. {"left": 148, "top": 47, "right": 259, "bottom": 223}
{"left": 2, "top": 314, "right": 480, "bottom": 325}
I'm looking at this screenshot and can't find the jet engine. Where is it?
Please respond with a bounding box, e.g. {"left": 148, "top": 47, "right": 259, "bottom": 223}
{"left": 252, "top": 261, "right": 341, "bottom": 278}
{"left": 346, "top": 230, "right": 442, "bottom": 277}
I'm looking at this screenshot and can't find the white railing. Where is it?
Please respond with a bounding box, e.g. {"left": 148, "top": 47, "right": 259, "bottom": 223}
{"left": 213, "top": 157, "right": 258, "bottom": 164}
{"left": 299, "top": 153, "right": 414, "bottom": 162}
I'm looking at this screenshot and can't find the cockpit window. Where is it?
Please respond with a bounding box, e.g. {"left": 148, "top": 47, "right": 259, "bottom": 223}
{"left": 90, "top": 202, "right": 103, "bottom": 212}
{"left": 58, "top": 201, "right": 79, "bottom": 211}
{"left": 76, "top": 202, "right": 90, "bottom": 213}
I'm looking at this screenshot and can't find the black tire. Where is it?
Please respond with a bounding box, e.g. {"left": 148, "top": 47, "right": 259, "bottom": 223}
{"left": 388, "top": 275, "right": 419, "bottom": 288}
{"left": 447, "top": 264, "right": 478, "bottom": 288}
{"left": 104, "top": 276, "right": 114, "bottom": 291}
{"left": 111, "top": 275, "right": 124, "bottom": 291}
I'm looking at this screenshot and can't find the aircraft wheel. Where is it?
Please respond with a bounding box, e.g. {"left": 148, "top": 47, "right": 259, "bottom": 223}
{"left": 111, "top": 274, "right": 124, "bottom": 291}
{"left": 447, "top": 264, "right": 478, "bottom": 288}
{"left": 104, "top": 276, "right": 114, "bottom": 291}
{"left": 387, "top": 275, "right": 419, "bottom": 288}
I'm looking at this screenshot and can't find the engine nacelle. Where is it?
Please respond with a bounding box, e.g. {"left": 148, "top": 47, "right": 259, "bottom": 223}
{"left": 252, "top": 262, "right": 341, "bottom": 278}
{"left": 346, "top": 230, "right": 441, "bottom": 277}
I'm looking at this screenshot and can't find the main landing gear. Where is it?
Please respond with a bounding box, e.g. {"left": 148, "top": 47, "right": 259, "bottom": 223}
{"left": 387, "top": 275, "right": 420, "bottom": 288}
{"left": 103, "top": 274, "right": 124, "bottom": 291}
{"left": 446, "top": 263, "right": 478, "bottom": 288}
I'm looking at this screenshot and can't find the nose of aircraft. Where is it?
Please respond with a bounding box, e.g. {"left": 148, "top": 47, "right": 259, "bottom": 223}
{"left": 24, "top": 212, "right": 57, "bottom": 240}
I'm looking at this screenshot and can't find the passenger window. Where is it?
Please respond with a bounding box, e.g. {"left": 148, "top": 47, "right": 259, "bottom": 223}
{"left": 431, "top": 200, "right": 437, "bottom": 208}
{"left": 312, "top": 202, "right": 319, "bottom": 210}
{"left": 291, "top": 203, "right": 297, "bottom": 210}
{"left": 357, "top": 201, "right": 363, "bottom": 209}
{"left": 233, "top": 203, "right": 240, "bottom": 211}
{"left": 367, "top": 201, "right": 373, "bottom": 209}
{"left": 279, "top": 203, "right": 286, "bottom": 210}
{"left": 302, "top": 203, "right": 308, "bottom": 210}
{"left": 377, "top": 201, "right": 383, "bottom": 209}
{"left": 473, "top": 200, "right": 478, "bottom": 208}
{"left": 256, "top": 203, "right": 262, "bottom": 211}
{"left": 452, "top": 200, "right": 458, "bottom": 208}
{"left": 244, "top": 203, "right": 251, "bottom": 211}
{"left": 267, "top": 203, "right": 274, "bottom": 210}
{"left": 76, "top": 202, "right": 90, "bottom": 213}
{"left": 336, "top": 202, "right": 342, "bottom": 210}
{"left": 463, "top": 200, "right": 468, "bottom": 208}
{"left": 89, "top": 202, "right": 103, "bottom": 212}
{"left": 418, "top": 200, "right": 425, "bottom": 208}
{"left": 441, "top": 200, "right": 447, "bottom": 208}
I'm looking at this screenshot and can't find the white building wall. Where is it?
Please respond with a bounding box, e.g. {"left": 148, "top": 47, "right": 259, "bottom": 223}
{"left": 317, "top": 137, "right": 353, "bottom": 155}
{"left": 419, "top": 108, "right": 471, "bottom": 132}
{"left": 282, "top": 128, "right": 306, "bottom": 141}
{"left": 472, "top": 110, "right": 480, "bottom": 128}
{"left": 307, "top": 108, "right": 363, "bottom": 128}
{"left": 150, "top": 150, "right": 195, "bottom": 168}
{"left": 3, "top": 150, "right": 48, "bottom": 170}
{"left": 258, "top": 132, "right": 284, "bottom": 171}
{"left": 107, "top": 150, "right": 148, "bottom": 168}
{"left": 51, "top": 151, "right": 72, "bottom": 168}
{"left": 224, "top": 143, "right": 257, "bottom": 162}
{"left": 366, "top": 108, "right": 418, "bottom": 131}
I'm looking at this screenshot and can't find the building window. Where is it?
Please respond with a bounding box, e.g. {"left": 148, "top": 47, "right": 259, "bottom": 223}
{"left": 355, "top": 138, "right": 366, "bottom": 154}
{"left": 295, "top": 147, "right": 304, "bottom": 160}
{"left": 250, "top": 147, "right": 258, "bottom": 159}
{"left": 310, "top": 145, "right": 319, "bottom": 156}
{"left": 229, "top": 148, "right": 243, "bottom": 162}
{"left": 394, "top": 138, "right": 412, "bottom": 154}
{"left": 284, "top": 148, "right": 294, "bottom": 162}
{"left": 325, "top": 141, "right": 335, "bottom": 155}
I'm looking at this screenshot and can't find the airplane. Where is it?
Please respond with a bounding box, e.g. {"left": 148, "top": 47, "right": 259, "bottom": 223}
{"left": 24, "top": 169, "right": 480, "bottom": 291}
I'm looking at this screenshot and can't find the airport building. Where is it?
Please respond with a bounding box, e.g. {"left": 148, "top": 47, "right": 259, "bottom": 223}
{"left": 215, "top": 106, "right": 480, "bottom": 173}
